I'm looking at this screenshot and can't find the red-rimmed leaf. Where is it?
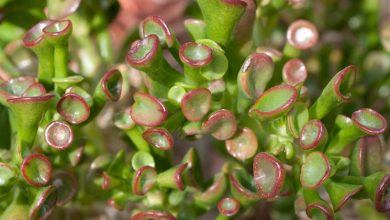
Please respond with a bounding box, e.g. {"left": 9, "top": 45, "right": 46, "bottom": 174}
{"left": 29, "top": 186, "right": 57, "bottom": 220}
{"left": 57, "top": 93, "right": 90, "bottom": 124}
{"left": 305, "top": 201, "right": 334, "bottom": 220}
{"left": 217, "top": 197, "right": 240, "bottom": 217}
{"left": 130, "top": 92, "right": 168, "bottom": 127}
{"left": 140, "top": 16, "right": 174, "bottom": 48}
{"left": 51, "top": 170, "right": 78, "bottom": 206}
{"left": 229, "top": 170, "right": 259, "bottom": 206}
{"left": 132, "top": 166, "right": 157, "bottom": 196}
{"left": 181, "top": 88, "right": 212, "bottom": 122}
{"left": 43, "top": 19, "right": 73, "bottom": 44}
{"left": 249, "top": 84, "right": 298, "bottom": 120}
{"left": 351, "top": 108, "right": 387, "bottom": 135}
{"left": 202, "top": 109, "right": 237, "bottom": 140}
{"left": 225, "top": 127, "right": 258, "bottom": 160}
{"left": 350, "top": 136, "right": 383, "bottom": 176}
{"left": 98, "top": 69, "right": 123, "bottom": 102}
{"left": 179, "top": 42, "right": 213, "bottom": 67}
{"left": 22, "top": 20, "right": 53, "bottom": 48}
{"left": 253, "top": 152, "right": 285, "bottom": 199}
{"left": 44, "top": 120, "right": 73, "bottom": 150}
{"left": 157, "top": 163, "right": 188, "bottom": 191}
{"left": 194, "top": 173, "right": 227, "bottom": 208}
{"left": 143, "top": 128, "right": 173, "bottom": 151}
{"left": 21, "top": 153, "right": 52, "bottom": 187}
{"left": 287, "top": 20, "right": 318, "bottom": 50}
{"left": 300, "top": 152, "right": 331, "bottom": 189}
{"left": 238, "top": 53, "right": 274, "bottom": 99}
{"left": 131, "top": 211, "right": 176, "bottom": 220}
{"left": 126, "top": 35, "right": 160, "bottom": 67}
{"left": 324, "top": 180, "right": 363, "bottom": 211}
{"left": 282, "top": 59, "right": 307, "bottom": 86}
{"left": 299, "top": 119, "right": 328, "bottom": 150}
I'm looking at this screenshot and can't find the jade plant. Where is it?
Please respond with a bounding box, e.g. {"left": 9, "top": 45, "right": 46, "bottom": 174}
{"left": 0, "top": 0, "right": 390, "bottom": 220}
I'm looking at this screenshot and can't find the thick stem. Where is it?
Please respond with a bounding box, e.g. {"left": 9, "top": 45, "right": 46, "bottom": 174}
{"left": 54, "top": 44, "right": 68, "bottom": 78}
{"left": 125, "top": 127, "right": 151, "bottom": 152}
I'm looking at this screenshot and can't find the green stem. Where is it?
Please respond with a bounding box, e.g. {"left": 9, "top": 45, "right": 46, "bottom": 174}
{"left": 35, "top": 45, "right": 55, "bottom": 90}
{"left": 54, "top": 44, "right": 68, "bottom": 78}
{"left": 125, "top": 127, "right": 150, "bottom": 152}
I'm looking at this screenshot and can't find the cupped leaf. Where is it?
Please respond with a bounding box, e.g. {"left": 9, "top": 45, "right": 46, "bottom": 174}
{"left": 114, "top": 109, "right": 135, "bottom": 130}
{"left": 300, "top": 152, "right": 331, "bottom": 189}
{"left": 29, "top": 186, "right": 58, "bottom": 220}
{"left": 181, "top": 148, "right": 204, "bottom": 189}
{"left": 238, "top": 53, "right": 274, "bottom": 99}
{"left": 7, "top": 94, "right": 54, "bottom": 150}
{"left": 362, "top": 172, "right": 390, "bottom": 212}
{"left": 141, "top": 16, "right": 175, "bottom": 48}
{"left": 22, "top": 83, "right": 46, "bottom": 97}
{"left": 44, "top": 120, "right": 73, "bottom": 150}
{"left": 51, "top": 170, "right": 78, "bottom": 206}
{"left": 0, "top": 76, "right": 36, "bottom": 100}
{"left": 131, "top": 151, "right": 155, "bottom": 170}
{"left": 168, "top": 85, "right": 186, "bottom": 106}
{"left": 324, "top": 180, "right": 362, "bottom": 211}
{"left": 57, "top": 93, "right": 90, "bottom": 124}
{"left": 181, "top": 88, "right": 212, "bottom": 122}
{"left": 217, "top": 197, "right": 240, "bottom": 217}
{"left": 253, "top": 152, "right": 285, "bottom": 199}
{"left": 350, "top": 136, "right": 383, "bottom": 176}
{"left": 351, "top": 108, "right": 387, "bottom": 135}
{"left": 249, "top": 84, "right": 298, "bottom": 120}
{"left": 22, "top": 20, "right": 53, "bottom": 48}
{"left": 309, "top": 65, "right": 356, "bottom": 119}
{"left": 127, "top": 35, "right": 181, "bottom": 85}
{"left": 287, "top": 20, "right": 319, "bottom": 50}
{"left": 305, "top": 201, "right": 334, "bottom": 220}
{"left": 131, "top": 211, "right": 176, "bottom": 220}
{"left": 43, "top": 19, "right": 73, "bottom": 45}
{"left": 225, "top": 127, "right": 258, "bottom": 160}
{"left": 180, "top": 42, "right": 213, "bottom": 67}
{"left": 96, "top": 69, "right": 123, "bottom": 102}
{"left": 132, "top": 166, "right": 157, "bottom": 196}
{"left": 143, "top": 128, "right": 174, "bottom": 151}
{"left": 130, "top": 92, "right": 168, "bottom": 127}
{"left": 21, "top": 153, "right": 52, "bottom": 187}
{"left": 299, "top": 119, "right": 328, "bottom": 150}
{"left": 326, "top": 108, "right": 386, "bottom": 155}
{"left": 229, "top": 170, "right": 259, "bottom": 206}
{"left": 282, "top": 59, "right": 307, "bottom": 86}
{"left": 194, "top": 173, "right": 227, "bottom": 208}
{"left": 157, "top": 163, "right": 188, "bottom": 191}
{"left": 202, "top": 109, "right": 237, "bottom": 140}
{"left": 199, "top": 47, "right": 228, "bottom": 80}
{"left": 65, "top": 86, "right": 93, "bottom": 106}
{"left": 208, "top": 79, "right": 226, "bottom": 95}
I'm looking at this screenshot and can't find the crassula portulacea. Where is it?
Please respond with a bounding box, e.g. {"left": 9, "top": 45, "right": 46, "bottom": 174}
{"left": 0, "top": 0, "right": 389, "bottom": 220}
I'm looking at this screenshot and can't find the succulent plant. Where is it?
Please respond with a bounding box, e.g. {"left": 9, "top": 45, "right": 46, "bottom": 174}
{"left": 0, "top": 0, "right": 389, "bottom": 220}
